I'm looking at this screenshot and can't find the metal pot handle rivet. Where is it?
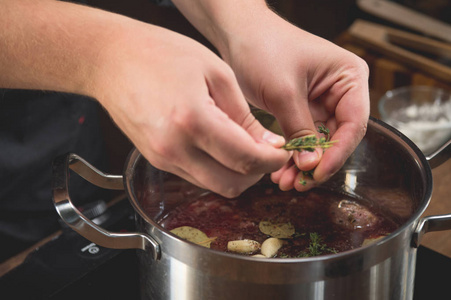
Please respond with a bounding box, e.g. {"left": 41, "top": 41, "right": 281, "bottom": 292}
{"left": 52, "top": 153, "right": 161, "bottom": 260}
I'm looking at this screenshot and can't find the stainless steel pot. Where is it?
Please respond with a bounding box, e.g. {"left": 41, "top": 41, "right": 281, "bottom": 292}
{"left": 52, "top": 117, "right": 451, "bottom": 300}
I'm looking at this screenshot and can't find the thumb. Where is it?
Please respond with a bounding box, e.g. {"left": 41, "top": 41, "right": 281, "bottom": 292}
{"left": 274, "top": 103, "right": 323, "bottom": 171}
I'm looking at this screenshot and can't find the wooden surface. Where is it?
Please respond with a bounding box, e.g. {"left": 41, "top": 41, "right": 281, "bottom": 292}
{"left": 348, "top": 20, "right": 451, "bottom": 82}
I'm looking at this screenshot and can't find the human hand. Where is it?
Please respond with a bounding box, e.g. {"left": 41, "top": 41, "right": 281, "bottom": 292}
{"left": 222, "top": 10, "right": 370, "bottom": 191}
{"left": 92, "top": 22, "right": 291, "bottom": 197}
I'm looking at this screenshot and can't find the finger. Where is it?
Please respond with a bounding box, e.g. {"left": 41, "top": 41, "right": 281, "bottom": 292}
{"left": 314, "top": 119, "right": 367, "bottom": 183}
{"left": 271, "top": 95, "right": 323, "bottom": 171}
{"left": 270, "top": 160, "right": 293, "bottom": 184}
{"left": 313, "top": 84, "right": 369, "bottom": 182}
{"left": 277, "top": 164, "right": 299, "bottom": 191}
{"left": 192, "top": 103, "right": 290, "bottom": 175}
{"left": 205, "top": 64, "right": 288, "bottom": 149}
{"left": 177, "top": 145, "right": 265, "bottom": 198}
{"left": 140, "top": 137, "right": 265, "bottom": 198}
{"left": 198, "top": 68, "right": 291, "bottom": 175}
{"left": 293, "top": 147, "right": 323, "bottom": 171}
{"left": 294, "top": 171, "right": 317, "bottom": 191}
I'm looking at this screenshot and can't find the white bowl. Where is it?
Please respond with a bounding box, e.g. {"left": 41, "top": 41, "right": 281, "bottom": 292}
{"left": 379, "top": 86, "right": 451, "bottom": 155}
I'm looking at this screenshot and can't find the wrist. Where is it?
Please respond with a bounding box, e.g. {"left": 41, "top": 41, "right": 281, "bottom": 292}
{"left": 172, "top": 0, "right": 272, "bottom": 60}
{"left": 217, "top": 5, "right": 276, "bottom": 62}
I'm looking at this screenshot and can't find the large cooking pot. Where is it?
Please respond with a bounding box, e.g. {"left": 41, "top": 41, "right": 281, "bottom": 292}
{"left": 52, "top": 117, "right": 451, "bottom": 300}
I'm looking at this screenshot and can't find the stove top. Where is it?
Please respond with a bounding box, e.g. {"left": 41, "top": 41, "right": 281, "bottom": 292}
{"left": 0, "top": 198, "right": 450, "bottom": 300}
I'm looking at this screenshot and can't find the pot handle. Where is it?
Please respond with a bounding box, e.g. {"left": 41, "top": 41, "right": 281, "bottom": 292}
{"left": 426, "top": 139, "right": 451, "bottom": 169}
{"left": 413, "top": 139, "right": 451, "bottom": 247}
{"left": 52, "top": 153, "right": 161, "bottom": 260}
{"left": 413, "top": 214, "right": 451, "bottom": 248}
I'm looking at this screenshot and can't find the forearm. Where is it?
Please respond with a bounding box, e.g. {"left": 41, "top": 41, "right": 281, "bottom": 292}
{"left": 171, "top": 0, "right": 271, "bottom": 61}
{"left": 0, "top": 0, "right": 133, "bottom": 97}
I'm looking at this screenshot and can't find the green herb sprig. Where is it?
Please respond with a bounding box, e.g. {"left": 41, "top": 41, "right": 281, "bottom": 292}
{"left": 281, "top": 124, "right": 336, "bottom": 185}
{"left": 278, "top": 232, "right": 337, "bottom": 258}
{"left": 281, "top": 135, "right": 335, "bottom": 152}
{"left": 282, "top": 123, "right": 335, "bottom": 152}
{"left": 299, "top": 232, "right": 337, "bottom": 257}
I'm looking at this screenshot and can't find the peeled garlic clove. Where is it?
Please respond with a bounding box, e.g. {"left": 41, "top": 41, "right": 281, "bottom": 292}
{"left": 261, "top": 237, "right": 284, "bottom": 258}
{"left": 227, "top": 239, "right": 261, "bottom": 254}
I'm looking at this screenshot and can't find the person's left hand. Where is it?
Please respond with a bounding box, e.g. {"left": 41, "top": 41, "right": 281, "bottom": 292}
{"left": 222, "top": 10, "right": 370, "bottom": 191}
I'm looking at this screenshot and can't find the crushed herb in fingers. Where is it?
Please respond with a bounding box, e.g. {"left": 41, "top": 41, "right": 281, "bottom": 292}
{"left": 281, "top": 124, "right": 336, "bottom": 185}
{"left": 281, "top": 135, "right": 336, "bottom": 152}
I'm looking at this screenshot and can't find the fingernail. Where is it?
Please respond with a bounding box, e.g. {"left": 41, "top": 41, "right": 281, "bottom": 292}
{"left": 297, "top": 151, "right": 318, "bottom": 164}
{"left": 294, "top": 148, "right": 321, "bottom": 167}
{"left": 262, "top": 130, "right": 285, "bottom": 146}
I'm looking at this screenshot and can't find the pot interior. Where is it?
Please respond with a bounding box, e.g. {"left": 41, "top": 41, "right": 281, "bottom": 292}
{"left": 126, "top": 118, "right": 432, "bottom": 255}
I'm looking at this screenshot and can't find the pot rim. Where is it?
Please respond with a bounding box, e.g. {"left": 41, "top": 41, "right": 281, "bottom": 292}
{"left": 124, "top": 117, "right": 433, "bottom": 263}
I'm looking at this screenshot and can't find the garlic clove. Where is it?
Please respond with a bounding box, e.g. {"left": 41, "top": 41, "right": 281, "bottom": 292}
{"left": 227, "top": 239, "right": 261, "bottom": 254}
{"left": 261, "top": 237, "right": 284, "bottom": 258}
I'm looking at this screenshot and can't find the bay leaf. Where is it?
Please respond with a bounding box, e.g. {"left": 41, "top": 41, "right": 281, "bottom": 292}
{"left": 259, "top": 221, "right": 295, "bottom": 239}
{"left": 170, "top": 226, "right": 215, "bottom": 248}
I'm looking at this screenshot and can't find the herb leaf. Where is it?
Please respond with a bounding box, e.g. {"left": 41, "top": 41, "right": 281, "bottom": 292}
{"left": 298, "top": 232, "right": 337, "bottom": 257}
{"left": 281, "top": 124, "right": 336, "bottom": 186}
{"left": 170, "top": 226, "right": 216, "bottom": 248}
{"left": 259, "top": 221, "right": 295, "bottom": 239}
{"left": 281, "top": 135, "right": 335, "bottom": 152}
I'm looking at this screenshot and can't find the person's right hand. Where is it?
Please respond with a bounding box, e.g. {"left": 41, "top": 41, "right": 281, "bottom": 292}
{"left": 91, "top": 22, "right": 291, "bottom": 197}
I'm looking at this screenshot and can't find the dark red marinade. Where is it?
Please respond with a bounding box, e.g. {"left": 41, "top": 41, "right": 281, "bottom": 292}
{"left": 156, "top": 184, "right": 400, "bottom": 258}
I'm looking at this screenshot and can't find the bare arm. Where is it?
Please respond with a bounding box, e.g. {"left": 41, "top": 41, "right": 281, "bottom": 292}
{"left": 1, "top": 0, "right": 290, "bottom": 197}
{"left": 0, "top": 0, "right": 119, "bottom": 94}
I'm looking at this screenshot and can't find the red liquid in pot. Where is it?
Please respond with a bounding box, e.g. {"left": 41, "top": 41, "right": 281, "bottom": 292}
{"left": 153, "top": 184, "right": 400, "bottom": 258}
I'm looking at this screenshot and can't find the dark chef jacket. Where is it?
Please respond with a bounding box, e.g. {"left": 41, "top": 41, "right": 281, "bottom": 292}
{"left": 0, "top": 90, "right": 110, "bottom": 261}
